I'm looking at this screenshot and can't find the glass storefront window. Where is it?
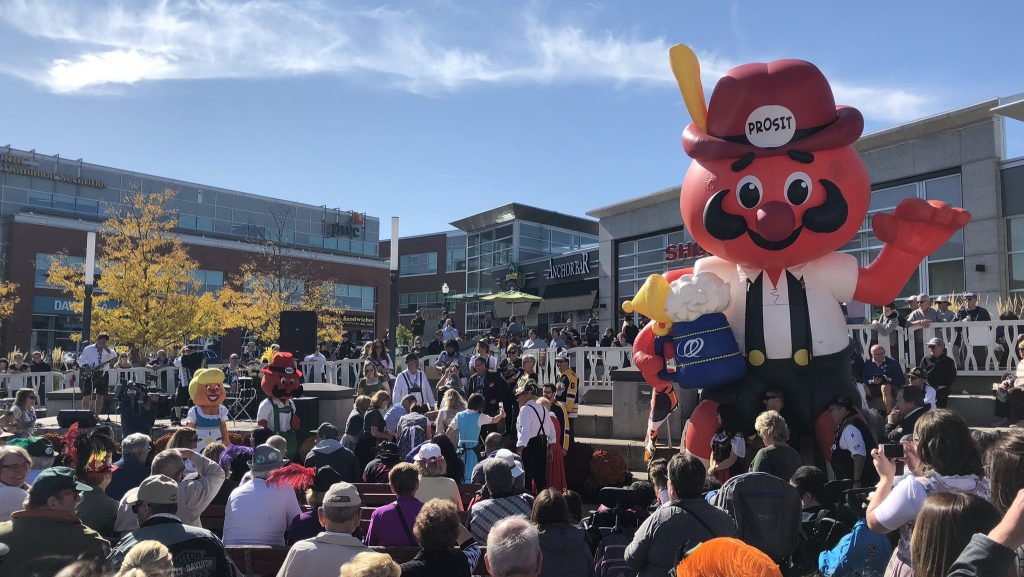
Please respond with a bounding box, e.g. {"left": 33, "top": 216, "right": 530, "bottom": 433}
{"left": 35, "top": 253, "right": 85, "bottom": 287}
{"left": 399, "top": 252, "right": 438, "bottom": 275}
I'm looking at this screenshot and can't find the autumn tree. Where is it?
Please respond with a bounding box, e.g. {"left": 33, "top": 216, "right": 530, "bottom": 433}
{"left": 0, "top": 280, "right": 20, "bottom": 348}
{"left": 218, "top": 206, "right": 348, "bottom": 346}
{"left": 48, "top": 189, "right": 222, "bottom": 356}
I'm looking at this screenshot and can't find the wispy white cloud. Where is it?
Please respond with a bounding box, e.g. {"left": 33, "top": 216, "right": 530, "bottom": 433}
{"left": 0, "top": 0, "right": 932, "bottom": 122}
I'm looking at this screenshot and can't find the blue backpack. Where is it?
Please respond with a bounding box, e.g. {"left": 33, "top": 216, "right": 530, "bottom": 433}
{"left": 818, "top": 519, "right": 892, "bottom": 577}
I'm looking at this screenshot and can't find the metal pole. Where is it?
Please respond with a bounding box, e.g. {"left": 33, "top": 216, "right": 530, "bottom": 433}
{"left": 389, "top": 217, "right": 400, "bottom": 361}
{"left": 82, "top": 232, "right": 97, "bottom": 348}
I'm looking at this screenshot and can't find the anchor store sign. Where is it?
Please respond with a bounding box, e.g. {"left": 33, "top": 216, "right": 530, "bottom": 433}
{"left": 544, "top": 252, "right": 590, "bottom": 280}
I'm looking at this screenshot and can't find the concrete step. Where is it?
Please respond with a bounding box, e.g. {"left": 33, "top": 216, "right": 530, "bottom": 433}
{"left": 582, "top": 388, "right": 612, "bottom": 405}
{"left": 954, "top": 376, "right": 1001, "bottom": 396}
{"left": 947, "top": 394, "right": 999, "bottom": 428}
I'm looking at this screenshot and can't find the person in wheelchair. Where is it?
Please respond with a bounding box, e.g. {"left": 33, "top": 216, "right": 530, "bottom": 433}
{"left": 116, "top": 380, "right": 163, "bottom": 438}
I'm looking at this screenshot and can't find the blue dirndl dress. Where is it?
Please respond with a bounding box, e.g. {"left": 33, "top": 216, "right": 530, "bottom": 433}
{"left": 455, "top": 410, "right": 482, "bottom": 484}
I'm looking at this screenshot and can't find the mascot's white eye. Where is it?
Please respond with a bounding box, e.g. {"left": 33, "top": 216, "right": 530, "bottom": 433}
{"left": 784, "top": 172, "right": 812, "bottom": 206}
{"left": 736, "top": 175, "right": 763, "bottom": 209}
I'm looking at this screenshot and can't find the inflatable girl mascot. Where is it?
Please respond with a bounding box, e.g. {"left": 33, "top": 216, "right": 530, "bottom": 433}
{"left": 185, "top": 368, "right": 231, "bottom": 451}
{"left": 257, "top": 352, "right": 304, "bottom": 458}
{"left": 629, "top": 45, "right": 970, "bottom": 461}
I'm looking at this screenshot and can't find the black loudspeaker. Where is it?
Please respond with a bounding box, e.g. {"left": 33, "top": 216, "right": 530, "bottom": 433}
{"left": 57, "top": 409, "right": 98, "bottom": 429}
{"left": 279, "top": 311, "right": 318, "bottom": 359}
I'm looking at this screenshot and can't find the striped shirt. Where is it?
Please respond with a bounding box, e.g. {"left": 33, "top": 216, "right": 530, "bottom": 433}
{"left": 468, "top": 494, "right": 534, "bottom": 542}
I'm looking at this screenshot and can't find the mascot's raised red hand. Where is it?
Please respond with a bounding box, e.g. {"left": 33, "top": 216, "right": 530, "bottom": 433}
{"left": 627, "top": 45, "right": 969, "bottom": 462}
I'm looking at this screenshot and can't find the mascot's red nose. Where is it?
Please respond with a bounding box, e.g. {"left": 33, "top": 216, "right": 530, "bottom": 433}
{"left": 755, "top": 201, "right": 797, "bottom": 242}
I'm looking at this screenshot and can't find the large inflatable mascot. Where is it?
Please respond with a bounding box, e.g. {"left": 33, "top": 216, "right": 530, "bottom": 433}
{"left": 627, "top": 45, "right": 970, "bottom": 462}
{"left": 257, "top": 352, "right": 304, "bottom": 458}
{"left": 186, "top": 368, "right": 231, "bottom": 451}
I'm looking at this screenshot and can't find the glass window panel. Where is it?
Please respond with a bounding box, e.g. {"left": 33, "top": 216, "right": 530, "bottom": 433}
{"left": 28, "top": 190, "right": 51, "bottom": 207}
{"left": 929, "top": 230, "right": 964, "bottom": 261}
{"left": 899, "top": 268, "right": 922, "bottom": 300}
{"left": 1010, "top": 253, "right": 1024, "bottom": 291}
{"left": 637, "top": 236, "right": 662, "bottom": 252}
{"left": 617, "top": 241, "right": 636, "bottom": 257}
{"left": 928, "top": 260, "right": 965, "bottom": 296}
{"left": 495, "top": 224, "right": 513, "bottom": 239}
{"left": 870, "top": 183, "right": 917, "bottom": 211}
{"left": 618, "top": 255, "right": 637, "bottom": 268}
{"left": 179, "top": 214, "right": 197, "bottom": 229}
{"left": 482, "top": 229, "right": 494, "bottom": 241}
{"left": 520, "top": 222, "right": 542, "bottom": 239}
{"left": 550, "top": 230, "right": 573, "bottom": 247}
{"left": 1010, "top": 218, "right": 1024, "bottom": 253}
{"left": 637, "top": 251, "right": 662, "bottom": 266}
{"left": 667, "top": 231, "right": 686, "bottom": 245}
{"left": 196, "top": 216, "right": 214, "bottom": 232}
{"left": 53, "top": 194, "right": 76, "bottom": 212}
{"left": 925, "top": 174, "right": 962, "bottom": 206}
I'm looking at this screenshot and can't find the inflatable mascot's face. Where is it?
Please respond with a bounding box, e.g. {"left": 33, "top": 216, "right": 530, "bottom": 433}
{"left": 190, "top": 368, "right": 227, "bottom": 407}
{"left": 675, "top": 56, "right": 870, "bottom": 274}
{"left": 262, "top": 352, "right": 303, "bottom": 401}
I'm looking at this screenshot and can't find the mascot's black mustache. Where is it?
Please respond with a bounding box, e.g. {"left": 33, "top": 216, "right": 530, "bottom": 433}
{"left": 703, "top": 179, "right": 848, "bottom": 241}
{"left": 271, "top": 385, "right": 303, "bottom": 398}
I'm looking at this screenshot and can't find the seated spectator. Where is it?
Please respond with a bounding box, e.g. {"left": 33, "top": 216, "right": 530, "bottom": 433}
{"left": 222, "top": 444, "right": 300, "bottom": 546}
{"left": 866, "top": 409, "right": 989, "bottom": 576}
{"left": 749, "top": 410, "right": 802, "bottom": 482}
{"left": 708, "top": 404, "right": 746, "bottom": 483}
{"left": 532, "top": 489, "right": 592, "bottom": 577}
{"left": 903, "top": 367, "right": 938, "bottom": 409}
{"left": 563, "top": 489, "right": 583, "bottom": 526}
{"left": 7, "top": 437, "right": 56, "bottom": 484}
{"left": 212, "top": 445, "right": 252, "bottom": 506}
{"left": 862, "top": 344, "right": 905, "bottom": 412}
{"left": 485, "top": 516, "right": 543, "bottom": 577}
{"left": 365, "top": 462, "right": 424, "bottom": 546}
{"left": 946, "top": 488, "right": 1024, "bottom": 577}
{"left": 624, "top": 452, "right": 737, "bottom": 577}
{"left": 105, "top": 475, "right": 234, "bottom": 576}
{"left": 790, "top": 466, "right": 837, "bottom": 525}
{"left": 250, "top": 427, "right": 274, "bottom": 448}
{"left": 413, "top": 443, "right": 464, "bottom": 511}
{"left": 884, "top": 384, "right": 929, "bottom": 444}
{"left": 468, "top": 459, "right": 533, "bottom": 543}
{"left": 202, "top": 442, "right": 227, "bottom": 470}
{"left": 397, "top": 404, "right": 432, "bottom": 460}
{"left": 910, "top": 492, "right": 1000, "bottom": 577}
{"left": 113, "top": 447, "right": 224, "bottom": 532}
{"left": 286, "top": 465, "right": 342, "bottom": 546}
{"left": 107, "top": 464, "right": 146, "bottom": 518}
{"left": 993, "top": 356, "right": 1024, "bottom": 427}
{"left": 75, "top": 452, "right": 120, "bottom": 543}
{"left": 0, "top": 445, "right": 31, "bottom": 522}
{"left": 115, "top": 540, "right": 173, "bottom": 577}
{"left": 473, "top": 446, "right": 526, "bottom": 497}
{"left": 278, "top": 482, "right": 369, "bottom": 577}
{"left": 825, "top": 396, "right": 878, "bottom": 487}
{"left": 341, "top": 552, "right": 401, "bottom": 577}
{"left": 919, "top": 337, "right": 956, "bottom": 408}
{"left": 384, "top": 394, "right": 416, "bottom": 436}
{"left": 4, "top": 388, "right": 38, "bottom": 438}
{"left": 0, "top": 467, "right": 109, "bottom": 574}
{"left": 431, "top": 434, "right": 465, "bottom": 485}
{"left": 305, "top": 422, "right": 360, "bottom": 483}
{"left": 399, "top": 498, "right": 481, "bottom": 577}
{"left": 363, "top": 441, "right": 402, "bottom": 484}
{"left": 344, "top": 395, "right": 371, "bottom": 450}
{"left": 647, "top": 458, "right": 669, "bottom": 508}
{"left": 267, "top": 435, "right": 289, "bottom": 457}
{"left": 985, "top": 430, "right": 1024, "bottom": 570}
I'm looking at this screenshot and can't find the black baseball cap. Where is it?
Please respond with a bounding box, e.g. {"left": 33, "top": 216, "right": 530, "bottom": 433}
{"left": 29, "top": 467, "right": 91, "bottom": 501}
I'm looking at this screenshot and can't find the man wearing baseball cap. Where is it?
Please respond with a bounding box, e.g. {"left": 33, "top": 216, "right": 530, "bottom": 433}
{"left": 904, "top": 367, "right": 938, "bottom": 410}
{"left": 919, "top": 337, "right": 956, "bottom": 409}
{"left": 277, "top": 482, "right": 368, "bottom": 577}
{"left": 0, "top": 467, "right": 109, "bottom": 576}
{"left": 223, "top": 444, "right": 300, "bottom": 547}
{"left": 305, "top": 422, "right": 360, "bottom": 483}
{"left": 106, "top": 475, "right": 236, "bottom": 576}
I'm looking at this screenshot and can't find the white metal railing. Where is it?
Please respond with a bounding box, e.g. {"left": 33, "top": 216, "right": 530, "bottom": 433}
{"left": 849, "top": 319, "right": 1022, "bottom": 376}
{"left": 0, "top": 372, "right": 67, "bottom": 400}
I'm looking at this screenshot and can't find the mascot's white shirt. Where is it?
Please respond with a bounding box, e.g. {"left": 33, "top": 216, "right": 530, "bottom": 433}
{"left": 257, "top": 397, "right": 295, "bottom": 432}
{"left": 694, "top": 252, "right": 858, "bottom": 359}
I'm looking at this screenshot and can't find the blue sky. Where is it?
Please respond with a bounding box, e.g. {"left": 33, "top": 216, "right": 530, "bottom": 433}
{"left": 0, "top": 0, "right": 1022, "bottom": 237}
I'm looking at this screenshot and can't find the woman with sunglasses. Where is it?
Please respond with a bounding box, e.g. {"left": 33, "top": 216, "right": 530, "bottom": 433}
{"left": 369, "top": 340, "right": 395, "bottom": 377}
{"left": 3, "top": 388, "right": 38, "bottom": 437}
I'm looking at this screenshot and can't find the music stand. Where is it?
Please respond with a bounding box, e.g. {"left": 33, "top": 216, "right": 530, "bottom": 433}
{"left": 226, "top": 377, "right": 256, "bottom": 422}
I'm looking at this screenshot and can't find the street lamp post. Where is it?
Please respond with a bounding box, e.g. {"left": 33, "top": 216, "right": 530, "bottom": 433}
{"left": 81, "top": 232, "right": 97, "bottom": 350}
{"left": 389, "top": 217, "right": 400, "bottom": 361}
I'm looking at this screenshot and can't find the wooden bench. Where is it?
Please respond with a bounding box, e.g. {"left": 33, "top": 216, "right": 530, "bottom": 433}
{"left": 354, "top": 483, "right": 481, "bottom": 508}
{"left": 226, "top": 546, "right": 289, "bottom": 577}
{"left": 202, "top": 504, "right": 226, "bottom": 537}
{"left": 227, "top": 544, "right": 489, "bottom": 577}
